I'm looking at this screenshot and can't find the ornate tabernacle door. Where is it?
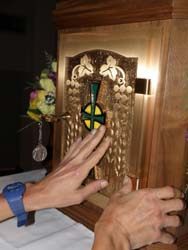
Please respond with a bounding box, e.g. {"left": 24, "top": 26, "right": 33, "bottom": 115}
{"left": 53, "top": 1, "right": 188, "bottom": 249}
{"left": 59, "top": 50, "right": 137, "bottom": 196}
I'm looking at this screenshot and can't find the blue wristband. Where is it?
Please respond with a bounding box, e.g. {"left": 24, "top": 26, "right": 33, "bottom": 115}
{"left": 2, "top": 182, "right": 28, "bottom": 227}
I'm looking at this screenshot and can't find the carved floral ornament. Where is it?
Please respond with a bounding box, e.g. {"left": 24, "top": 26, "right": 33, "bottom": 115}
{"left": 66, "top": 54, "right": 133, "bottom": 95}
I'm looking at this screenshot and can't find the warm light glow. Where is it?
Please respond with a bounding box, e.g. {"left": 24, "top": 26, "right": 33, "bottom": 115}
{"left": 137, "top": 64, "right": 159, "bottom": 94}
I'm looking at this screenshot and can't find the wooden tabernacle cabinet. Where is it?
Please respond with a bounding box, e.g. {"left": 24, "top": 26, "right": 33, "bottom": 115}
{"left": 52, "top": 1, "right": 188, "bottom": 249}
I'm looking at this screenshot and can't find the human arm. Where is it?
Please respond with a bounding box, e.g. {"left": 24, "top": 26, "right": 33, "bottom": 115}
{"left": 0, "top": 124, "right": 184, "bottom": 250}
{"left": 92, "top": 225, "right": 130, "bottom": 250}
{"left": 92, "top": 177, "right": 185, "bottom": 250}
{"left": 0, "top": 125, "right": 110, "bottom": 222}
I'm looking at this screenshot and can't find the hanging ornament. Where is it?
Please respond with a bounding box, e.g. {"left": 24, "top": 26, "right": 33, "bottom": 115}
{"left": 32, "top": 122, "right": 47, "bottom": 162}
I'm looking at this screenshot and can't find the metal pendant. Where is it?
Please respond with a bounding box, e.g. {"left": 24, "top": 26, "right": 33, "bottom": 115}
{"left": 32, "top": 122, "right": 47, "bottom": 162}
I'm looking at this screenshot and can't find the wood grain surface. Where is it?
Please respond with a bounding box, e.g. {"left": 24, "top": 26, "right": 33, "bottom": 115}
{"left": 53, "top": 1, "right": 188, "bottom": 249}
{"left": 59, "top": 201, "right": 103, "bottom": 231}
{"left": 53, "top": 0, "right": 188, "bottom": 29}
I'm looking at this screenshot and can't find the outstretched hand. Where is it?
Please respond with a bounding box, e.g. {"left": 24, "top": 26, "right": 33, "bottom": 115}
{"left": 1, "top": 123, "right": 185, "bottom": 250}
{"left": 25, "top": 125, "right": 110, "bottom": 211}
{"left": 93, "top": 177, "right": 185, "bottom": 250}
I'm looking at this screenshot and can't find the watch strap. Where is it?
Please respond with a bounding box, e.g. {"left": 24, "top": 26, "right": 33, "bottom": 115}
{"left": 3, "top": 182, "right": 28, "bottom": 227}
{"left": 17, "top": 213, "right": 28, "bottom": 227}
{"left": 6, "top": 197, "right": 28, "bottom": 227}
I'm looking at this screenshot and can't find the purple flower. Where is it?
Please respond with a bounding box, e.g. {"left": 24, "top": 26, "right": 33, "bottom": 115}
{"left": 48, "top": 72, "right": 56, "bottom": 81}
{"left": 30, "top": 91, "right": 37, "bottom": 100}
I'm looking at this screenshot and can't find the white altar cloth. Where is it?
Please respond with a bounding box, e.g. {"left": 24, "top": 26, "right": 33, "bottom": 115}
{"left": 0, "top": 169, "right": 47, "bottom": 193}
{"left": 0, "top": 209, "right": 94, "bottom": 250}
{"left": 0, "top": 169, "right": 94, "bottom": 250}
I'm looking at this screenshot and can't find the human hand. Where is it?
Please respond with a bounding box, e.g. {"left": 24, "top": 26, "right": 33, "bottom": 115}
{"left": 24, "top": 125, "right": 110, "bottom": 211}
{"left": 94, "top": 177, "right": 185, "bottom": 250}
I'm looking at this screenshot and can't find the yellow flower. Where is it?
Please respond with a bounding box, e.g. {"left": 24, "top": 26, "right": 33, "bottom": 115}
{"left": 26, "top": 54, "right": 57, "bottom": 122}
{"left": 37, "top": 90, "right": 46, "bottom": 101}
{"left": 37, "top": 101, "right": 55, "bottom": 115}
{"left": 39, "top": 78, "right": 55, "bottom": 92}
{"left": 27, "top": 111, "right": 41, "bottom": 122}
{"left": 28, "top": 89, "right": 55, "bottom": 118}
{"left": 52, "top": 61, "right": 57, "bottom": 72}
{"left": 29, "top": 96, "right": 38, "bottom": 109}
{"left": 28, "top": 90, "right": 45, "bottom": 109}
{"left": 30, "top": 90, "right": 55, "bottom": 115}
{"left": 40, "top": 72, "right": 48, "bottom": 78}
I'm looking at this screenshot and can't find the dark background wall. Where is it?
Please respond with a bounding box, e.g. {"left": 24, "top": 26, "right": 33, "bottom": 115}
{"left": 0, "top": 0, "right": 57, "bottom": 174}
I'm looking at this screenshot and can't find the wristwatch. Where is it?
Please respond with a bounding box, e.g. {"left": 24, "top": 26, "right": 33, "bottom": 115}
{"left": 2, "top": 182, "right": 28, "bottom": 227}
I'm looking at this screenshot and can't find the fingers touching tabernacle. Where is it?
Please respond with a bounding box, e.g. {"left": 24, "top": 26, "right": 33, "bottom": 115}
{"left": 81, "top": 135, "right": 111, "bottom": 176}
{"left": 63, "top": 125, "right": 110, "bottom": 168}
{"left": 55, "top": 125, "right": 111, "bottom": 182}
{"left": 161, "top": 198, "right": 185, "bottom": 213}
{"left": 61, "top": 130, "right": 96, "bottom": 165}
{"left": 163, "top": 215, "right": 182, "bottom": 228}
{"left": 95, "top": 184, "right": 185, "bottom": 249}
{"left": 56, "top": 125, "right": 108, "bottom": 170}
{"left": 61, "top": 136, "right": 82, "bottom": 164}
{"left": 77, "top": 180, "right": 109, "bottom": 203}
{"left": 154, "top": 186, "right": 184, "bottom": 200}
{"left": 70, "top": 125, "right": 108, "bottom": 165}
{"left": 150, "top": 186, "right": 184, "bottom": 245}
{"left": 37, "top": 126, "right": 110, "bottom": 210}
{"left": 152, "top": 186, "right": 185, "bottom": 214}
{"left": 159, "top": 232, "right": 175, "bottom": 245}
{"left": 71, "top": 137, "right": 111, "bottom": 187}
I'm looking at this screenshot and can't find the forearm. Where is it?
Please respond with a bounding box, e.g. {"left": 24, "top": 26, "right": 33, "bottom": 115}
{"left": 92, "top": 223, "right": 130, "bottom": 250}
{"left": 0, "top": 183, "right": 44, "bottom": 222}
{"left": 92, "top": 235, "right": 114, "bottom": 250}
{"left": 0, "top": 195, "right": 14, "bottom": 221}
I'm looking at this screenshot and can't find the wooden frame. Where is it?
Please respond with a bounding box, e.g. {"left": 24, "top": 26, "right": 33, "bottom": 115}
{"left": 53, "top": 0, "right": 188, "bottom": 29}
{"left": 59, "top": 201, "right": 103, "bottom": 231}
{"left": 53, "top": 1, "right": 188, "bottom": 249}
{"left": 53, "top": 19, "right": 165, "bottom": 199}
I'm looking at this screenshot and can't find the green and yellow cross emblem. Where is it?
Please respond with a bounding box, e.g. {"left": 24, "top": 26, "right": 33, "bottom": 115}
{"left": 81, "top": 82, "right": 106, "bottom": 131}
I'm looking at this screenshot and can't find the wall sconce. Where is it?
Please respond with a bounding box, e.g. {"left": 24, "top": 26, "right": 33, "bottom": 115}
{"left": 135, "top": 78, "right": 151, "bottom": 95}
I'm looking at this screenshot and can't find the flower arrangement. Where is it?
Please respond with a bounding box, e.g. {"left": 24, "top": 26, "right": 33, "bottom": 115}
{"left": 27, "top": 53, "right": 57, "bottom": 122}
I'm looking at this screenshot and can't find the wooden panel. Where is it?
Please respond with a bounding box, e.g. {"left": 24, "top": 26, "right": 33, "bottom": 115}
{"left": 59, "top": 201, "right": 103, "bottom": 231}
{"left": 146, "top": 233, "right": 188, "bottom": 250}
{"left": 148, "top": 19, "right": 188, "bottom": 188}
{"left": 147, "top": 19, "right": 188, "bottom": 249}
{"left": 177, "top": 233, "right": 188, "bottom": 250}
{"left": 53, "top": 0, "right": 173, "bottom": 29}
{"left": 173, "top": 0, "right": 188, "bottom": 18}
{"left": 53, "top": 19, "right": 170, "bottom": 246}
{"left": 53, "top": 20, "right": 166, "bottom": 172}
{"left": 54, "top": 0, "right": 188, "bottom": 29}
{"left": 147, "top": 244, "right": 177, "bottom": 250}
{"left": 53, "top": 2, "right": 188, "bottom": 248}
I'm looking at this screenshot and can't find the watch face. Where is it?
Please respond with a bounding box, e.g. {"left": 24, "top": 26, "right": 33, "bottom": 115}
{"left": 6, "top": 182, "right": 24, "bottom": 191}
{"left": 3, "top": 182, "right": 25, "bottom": 198}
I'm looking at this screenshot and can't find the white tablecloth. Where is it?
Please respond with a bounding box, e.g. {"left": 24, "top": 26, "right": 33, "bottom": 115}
{"left": 0, "top": 169, "right": 47, "bottom": 193}
{"left": 0, "top": 170, "right": 94, "bottom": 250}
{"left": 0, "top": 209, "right": 94, "bottom": 250}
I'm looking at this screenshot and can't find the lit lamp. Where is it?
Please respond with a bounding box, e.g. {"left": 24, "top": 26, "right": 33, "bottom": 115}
{"left": 135, "top": 78, "right": 151, "bottom": 95}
